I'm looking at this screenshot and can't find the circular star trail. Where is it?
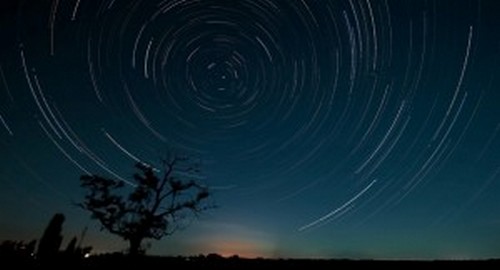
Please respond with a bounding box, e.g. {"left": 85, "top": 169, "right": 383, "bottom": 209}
{"left": 1, "top": 0, "right": 499, "bottom": 258}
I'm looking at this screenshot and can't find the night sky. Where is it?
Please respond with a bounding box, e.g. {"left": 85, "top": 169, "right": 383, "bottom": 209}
{"left": 1, "top": 0, "right": 500, "bottom": 260}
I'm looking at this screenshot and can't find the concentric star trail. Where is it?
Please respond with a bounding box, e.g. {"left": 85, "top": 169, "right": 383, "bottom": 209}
{"left": 0, "top": 0, "right": 499, "bottom": 259}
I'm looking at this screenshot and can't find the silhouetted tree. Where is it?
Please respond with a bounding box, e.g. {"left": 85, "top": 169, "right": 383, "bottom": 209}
{"left": 37, "top": 213, "right": 65, "bottom": 260}
{"left": 79, "top": 155, "right": 211, "bottom": 256}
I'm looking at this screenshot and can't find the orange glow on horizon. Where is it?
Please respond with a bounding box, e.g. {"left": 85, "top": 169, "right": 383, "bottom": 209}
{"left": 203, "top": 239, "right": 274, "bottom": 258}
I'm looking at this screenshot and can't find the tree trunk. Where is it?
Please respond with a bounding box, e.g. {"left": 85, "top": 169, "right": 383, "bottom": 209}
{"left": 129, "top": 237, "right": 142, "bottom": 256}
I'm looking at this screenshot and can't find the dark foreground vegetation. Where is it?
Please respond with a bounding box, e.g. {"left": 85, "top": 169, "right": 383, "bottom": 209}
{"left": 1, "top": 251, "right": 499, "bottom": 269}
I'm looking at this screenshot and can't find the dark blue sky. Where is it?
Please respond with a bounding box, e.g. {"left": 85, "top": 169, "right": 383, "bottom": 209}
{"left": 1, "top": 0, "right": 500, "bottom": 259}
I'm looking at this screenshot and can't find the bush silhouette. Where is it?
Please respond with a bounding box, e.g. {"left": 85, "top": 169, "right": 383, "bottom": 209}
{"left": 37, "top": 213, "right": 65, "bottom": 260}
{"left": 65, "top": 236, "right": 77, "bottom": 254}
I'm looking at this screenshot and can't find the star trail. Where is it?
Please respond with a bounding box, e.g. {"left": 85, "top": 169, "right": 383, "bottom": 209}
{"left": 1, "top": 0, "right": 500, "bottom": 259}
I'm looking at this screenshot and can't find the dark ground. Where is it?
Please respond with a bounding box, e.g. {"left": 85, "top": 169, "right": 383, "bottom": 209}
{"left": 2, "top": 253, "right": 499, "bottom": 269}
